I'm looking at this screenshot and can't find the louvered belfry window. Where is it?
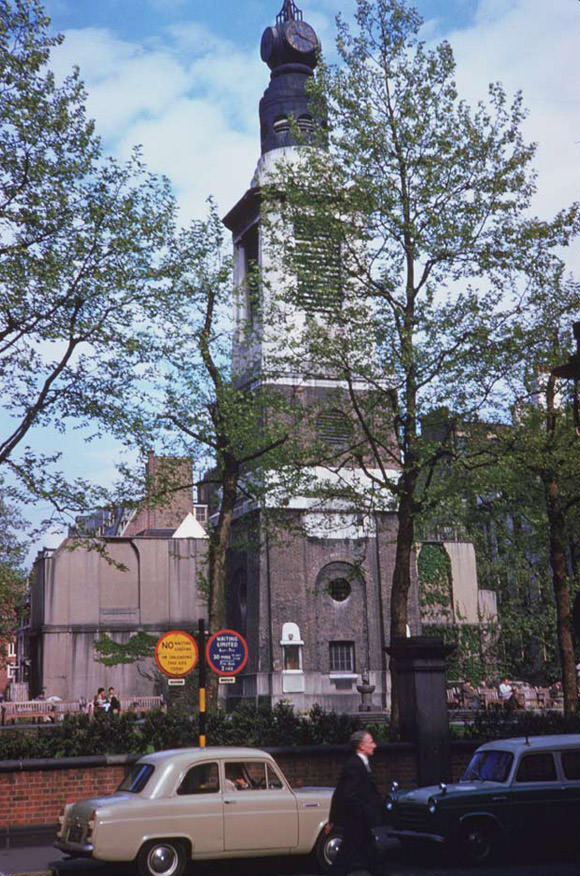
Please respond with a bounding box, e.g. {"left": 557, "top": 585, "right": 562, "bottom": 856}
{"left": 316, "top": 408, "right": 352, "bottom": 450}
{"left": 293, "top": 216, "right": 342, "bottom": 313}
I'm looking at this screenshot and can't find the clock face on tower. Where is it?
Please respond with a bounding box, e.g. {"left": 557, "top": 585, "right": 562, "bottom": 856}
{"left": 285, "top": 20, "right": 318, "bottom": 54}
{"left": 260, "top": 27, "right": 276, "bottom": 63}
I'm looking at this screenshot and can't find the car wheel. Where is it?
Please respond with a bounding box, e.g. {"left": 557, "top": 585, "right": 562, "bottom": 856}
{"left": 137, "top": 840, "right": 187, "bottom": 876}
{"left": 459, "top": 819, "right": 498, "bottom": 865}
{"left": 315, "top": 827, "right": 342, "bottom": 873}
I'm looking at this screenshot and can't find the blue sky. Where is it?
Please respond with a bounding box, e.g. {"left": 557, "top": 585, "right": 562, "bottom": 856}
{"left": 42, "top": 0, "right": 579, "bottom": 223}
{"left": 45, "top": 1, "right": 480, "bottom": 49}
{"left": 18, "top": 0, "right": 580, "bottom": 551}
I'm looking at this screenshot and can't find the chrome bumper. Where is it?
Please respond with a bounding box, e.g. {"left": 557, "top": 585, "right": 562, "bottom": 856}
{"left": 54, "top": 838, "right": 94, "bottom": 857}
{"left": 390, "top": 829, "right": 445, "bottom": 843}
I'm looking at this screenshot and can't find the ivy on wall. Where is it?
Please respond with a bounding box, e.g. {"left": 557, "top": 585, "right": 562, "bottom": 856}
{"left": 418, "top": 543, "right": 499, "bottom": 684}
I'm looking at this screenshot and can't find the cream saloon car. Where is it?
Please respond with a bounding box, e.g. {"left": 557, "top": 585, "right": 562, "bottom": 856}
{"left": 56, "top": 747, "right": 338, "bottom": 876}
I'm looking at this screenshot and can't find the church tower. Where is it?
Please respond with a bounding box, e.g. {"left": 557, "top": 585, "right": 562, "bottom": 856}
{"left": 227, "top": 0, "right": 327, "bottom": 385}
{"left": 223, "top": 1, "right": 418, "bottom": 711}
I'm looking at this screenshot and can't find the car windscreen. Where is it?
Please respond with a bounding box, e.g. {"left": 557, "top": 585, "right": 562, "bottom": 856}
{"left": 462, "top": 750, "right": 513, "bottom": 783}
{"left": 117, "top": 762, "right": 155, "bottom": 793}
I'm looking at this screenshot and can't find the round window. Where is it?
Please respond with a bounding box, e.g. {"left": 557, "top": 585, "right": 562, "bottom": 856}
{"left": 328, "top": 578, "right": 351, "bottom": 602}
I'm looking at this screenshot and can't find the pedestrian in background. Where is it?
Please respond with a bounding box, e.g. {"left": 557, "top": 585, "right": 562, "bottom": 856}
{"left": 93, "top": 687, "right": 109, "bottom": 713}
{"left": 498, "top": 677, "right": 512, "bottom": 706}
{"left": 107, "top": 687, "right": 121, "bottom": 714}
{"left": 327, "top": 729, "right": 386, "bottom": 876}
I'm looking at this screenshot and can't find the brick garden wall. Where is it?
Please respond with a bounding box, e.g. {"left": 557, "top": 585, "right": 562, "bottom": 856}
{"left": 275, "top": 742, "right": 419, "bottom": 793}
{"left": 0, "top": 757, "right": 129, "bottom": 831}
{"left": 0, "top": 741, "right": 479, "bottom": 834}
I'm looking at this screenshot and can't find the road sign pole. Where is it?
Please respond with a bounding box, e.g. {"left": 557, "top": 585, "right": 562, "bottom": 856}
{"left": 198, "top": 618, "right": 206, "bottom": 748}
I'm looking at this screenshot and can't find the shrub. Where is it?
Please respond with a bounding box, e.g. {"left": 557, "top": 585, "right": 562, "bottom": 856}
{"left": 0, "top": 702, "right": 391, "bottom": 761}
{"left": 462, "top": 708, "right": 580, "bottom": 740}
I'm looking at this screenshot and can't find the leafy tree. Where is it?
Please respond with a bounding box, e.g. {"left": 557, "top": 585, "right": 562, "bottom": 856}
{"left": 0, "top": 488, "right": 27, "bottom": 659}
{"left": 429, "top": 443, "right": 563, "bottom": 686}
{"left": 419, "top": 276, "right": 580, "bottom": 713}
{"left": 416, "top": 542, "right": 499, "bottom": 685}
{"left": 0, "top": 0, "right": 176, "bottom": 517}
{"left": 492, "top": 284, "right": 580, "bottom": 714}
{"left": 263, "top": 0, "right": 578, "bottom": 727}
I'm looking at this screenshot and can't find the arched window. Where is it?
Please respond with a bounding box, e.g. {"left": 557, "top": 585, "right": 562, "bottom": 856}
{"left": 229, "top": 568, "right": 248, "bottom": 636}
{"left": 273, "top": 115, "right": 290, "bottom": 134}
{"left": 297, "top": 113, "right": 315, "bottom": 134}
{"left": 280, "top": 622, "right": 303, "bottom": 671}
{"left": 316, "top": 408, "right": 352, "bottom": 450}
{"left": 280, "top": 622, "right": 305, "bottom": 692}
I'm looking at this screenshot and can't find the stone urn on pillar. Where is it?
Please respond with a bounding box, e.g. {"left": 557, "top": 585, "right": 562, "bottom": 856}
{"left": 386, "top": 636, "right": 456, "bottom": 786}
{"left": 356, "top": 670, "right": 375, "bottom": 712}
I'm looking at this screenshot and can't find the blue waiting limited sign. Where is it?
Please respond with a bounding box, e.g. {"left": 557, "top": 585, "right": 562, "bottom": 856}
{"left": 206, "top": 629, "right": 248, "bottom": 676}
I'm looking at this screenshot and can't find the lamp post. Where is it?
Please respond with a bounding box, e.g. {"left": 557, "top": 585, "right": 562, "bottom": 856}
{"left": 551, "top": 321, "right": 580, "bottom": 437}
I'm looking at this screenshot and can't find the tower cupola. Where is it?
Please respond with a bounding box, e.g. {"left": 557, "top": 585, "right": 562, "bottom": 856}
{"left": 259, "top": 0, "right": 322, "bottom": 155}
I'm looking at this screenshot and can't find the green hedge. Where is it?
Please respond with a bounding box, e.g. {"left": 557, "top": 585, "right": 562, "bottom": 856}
{"left": 0, "top": 701, "right": 392, "bottom": 760}
{"left": 461, "top": 708, "right": 580, "bottom": 739}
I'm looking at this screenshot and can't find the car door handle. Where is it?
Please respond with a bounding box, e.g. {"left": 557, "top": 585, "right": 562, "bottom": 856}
{"left": 302, "top": 802, "right": 320, "bottom": 808}
{"left": 491, "top": 796, "right": 508, "bottom": 801}
{"left": 224, "top": 799, "right": 237, "bottom": 804}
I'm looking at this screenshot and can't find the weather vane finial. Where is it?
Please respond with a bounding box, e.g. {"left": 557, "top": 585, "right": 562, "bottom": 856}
{"left": 276, "top": 0, "right": 303, "bottom": 26}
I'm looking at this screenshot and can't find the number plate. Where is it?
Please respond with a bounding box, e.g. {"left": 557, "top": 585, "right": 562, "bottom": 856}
{"left": 68, "top": 824, "right": 83, "bottom": 843}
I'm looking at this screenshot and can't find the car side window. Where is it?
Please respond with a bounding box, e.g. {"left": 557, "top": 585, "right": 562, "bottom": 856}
{"left": 225, "top": 761, "right": 267, "bottom": 790}
{"left": 267, "top": 764, "right": 284, "bottom": 789}
{"left": 561, "top": 750, "right": 580, "bottom": 780}
{"left": 177, "top": 762, "right": 219, "bottom": 795}
{"left": 117, "top": 763, "right": 154, "bottom": 793}
{"left": 515, "top": 753, "right": 556, "bottom": 783}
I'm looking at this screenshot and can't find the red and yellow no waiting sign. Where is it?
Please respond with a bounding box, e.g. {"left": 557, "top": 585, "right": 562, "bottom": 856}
{"left": 155, "top": 630, "right": 198, "bottom": 678}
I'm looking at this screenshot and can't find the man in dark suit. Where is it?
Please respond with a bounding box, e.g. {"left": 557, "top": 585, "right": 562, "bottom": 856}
{"left": 327, "top": 729, "right": 385, "bottom": 875}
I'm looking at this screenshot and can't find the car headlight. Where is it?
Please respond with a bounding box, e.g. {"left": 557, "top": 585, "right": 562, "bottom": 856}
{"left": 56, "top": 804, "right": 72, "bottom": 838}
{"left": 86, "top": 810, "right": 97, "bottom": 840}
{"left": 427, "top": 797, "right": 437, "bottom": 815}
{"left": 385, "top": 798, "right": 393, "bottom": 812}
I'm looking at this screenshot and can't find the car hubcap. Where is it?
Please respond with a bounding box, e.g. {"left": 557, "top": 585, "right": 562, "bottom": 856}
{"left": 466, "top": 829, "right": 489, "bottom": 860}
{"left": 325, "top": 835, "right": 342, "bottom": 864}
{"left": 148, "top": 845, "right": 178, "bottom": 876}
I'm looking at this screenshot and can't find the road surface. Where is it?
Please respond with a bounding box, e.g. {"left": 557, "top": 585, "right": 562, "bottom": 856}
{"left": 1, "top": 844, "right": 579, "bottom": 876}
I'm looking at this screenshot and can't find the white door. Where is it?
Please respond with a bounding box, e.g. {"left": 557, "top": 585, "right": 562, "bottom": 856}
{"left": 222, "top": 760, "right": 299, "bottom": 851}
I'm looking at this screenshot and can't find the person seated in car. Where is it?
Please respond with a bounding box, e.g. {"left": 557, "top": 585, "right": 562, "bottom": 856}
{"left": 224, "top": 764, "right": 249, "bottom": 791}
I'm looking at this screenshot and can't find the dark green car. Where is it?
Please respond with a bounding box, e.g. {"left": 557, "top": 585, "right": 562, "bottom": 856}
{"left": 388, "top": 734, "right": 580, "bottom": 864}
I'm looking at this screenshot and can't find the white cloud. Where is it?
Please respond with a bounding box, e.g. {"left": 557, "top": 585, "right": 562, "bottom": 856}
{"left": 52, "top": 22, "right": 265, "bottom": 220}
{"left": 117, "top": 98, "right": 257, "bottom": 218}
{"left": 442, "top": 0, "right": 579, "bottom": 218}
{"left": 45, "top": 2, "right": 580, "bottom": 226}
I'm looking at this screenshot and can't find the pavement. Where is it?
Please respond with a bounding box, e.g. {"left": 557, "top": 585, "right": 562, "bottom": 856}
{"left": 0, "top": 833, "right": 64, "bottom": 876}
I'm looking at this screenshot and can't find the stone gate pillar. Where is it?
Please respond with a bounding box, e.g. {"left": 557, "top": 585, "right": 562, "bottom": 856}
{"left": 386, "top": 636, "right": 455, "bottom": 786}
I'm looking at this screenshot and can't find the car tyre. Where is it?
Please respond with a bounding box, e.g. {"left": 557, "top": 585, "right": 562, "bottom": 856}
{"left": 459, "top": 819, "right": 499, "bottom": 865}
{"left": 137, "top": 839, "right": 187, "bottom": 876}
{"left": 315, "top": 827, "right": 342, "bottom": 873}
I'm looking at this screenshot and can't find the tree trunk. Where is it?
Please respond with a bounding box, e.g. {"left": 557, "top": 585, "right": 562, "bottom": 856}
{"left": 542, "top": 373, "right": 578, "bottom": 716}
{"left": 543, "top": 474, "right": 578, "bottom": 716}
{"left": 389, "top": 470, "right": 416, "bottom": 735}
{"left": 206, "top": 458, "right": 238, "bottom": 708}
